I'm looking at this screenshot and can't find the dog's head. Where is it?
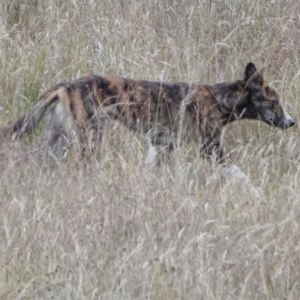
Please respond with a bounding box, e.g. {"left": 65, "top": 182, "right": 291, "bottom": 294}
{"left": 243, "top": 62, "right": 295, "bottom": 129}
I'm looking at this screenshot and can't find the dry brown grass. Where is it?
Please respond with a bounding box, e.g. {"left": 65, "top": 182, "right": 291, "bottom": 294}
{"left": 1, "top": 0, "right": 300, "bottom": 299}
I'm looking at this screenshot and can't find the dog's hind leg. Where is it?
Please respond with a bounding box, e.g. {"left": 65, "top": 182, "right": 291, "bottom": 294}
{"left": 45, "top": 101, "right": 76, "bottom": 158}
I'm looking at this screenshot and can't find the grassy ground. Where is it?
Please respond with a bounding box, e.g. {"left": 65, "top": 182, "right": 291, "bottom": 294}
{"left": 1, "top": 0, "right": 300, "bottom": 299}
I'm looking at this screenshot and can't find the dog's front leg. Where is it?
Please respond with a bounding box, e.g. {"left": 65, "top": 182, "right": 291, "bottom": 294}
{"left": 201, "top": 130, "right": 228, "bottom": 164}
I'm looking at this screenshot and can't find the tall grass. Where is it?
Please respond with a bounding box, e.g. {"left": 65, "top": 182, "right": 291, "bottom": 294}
{"left": 0, "top": 0, "right": 300, "bottom": 299}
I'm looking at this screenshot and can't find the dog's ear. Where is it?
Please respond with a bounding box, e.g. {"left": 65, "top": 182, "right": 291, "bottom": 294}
{"left": 244, "top": 62, "right": 257, "bottom": 82}
{"left": 244, "top": 62, "right": 264, "bottom": 88}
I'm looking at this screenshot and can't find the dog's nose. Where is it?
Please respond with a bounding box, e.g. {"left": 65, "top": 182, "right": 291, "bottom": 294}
{"left": 289, "top": 119, "right": 295, "bottom": 127}
{"left": 284, "top": 112, "right": 295, "bottom": 128}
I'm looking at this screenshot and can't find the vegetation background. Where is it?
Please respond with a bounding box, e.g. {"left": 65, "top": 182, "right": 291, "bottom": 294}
{"left": 0, "top": 0, "right": 300, "bottom": 299}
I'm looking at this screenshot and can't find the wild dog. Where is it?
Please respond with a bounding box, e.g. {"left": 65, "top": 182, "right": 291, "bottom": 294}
{"left": 0, "top": 62, "right": 295, "bottom": 162}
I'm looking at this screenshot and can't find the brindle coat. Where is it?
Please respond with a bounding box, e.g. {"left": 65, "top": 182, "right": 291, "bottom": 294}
{"left": 0, "top": 62, "right": 295, "bottom": 162}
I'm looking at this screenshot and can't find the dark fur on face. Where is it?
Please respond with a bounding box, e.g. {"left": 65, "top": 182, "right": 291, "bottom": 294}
{"left": 204, "top": 63, "right": 294, "bottom": 129}
{"left": 0, "top": 62, "right": 295, "bottom": 162}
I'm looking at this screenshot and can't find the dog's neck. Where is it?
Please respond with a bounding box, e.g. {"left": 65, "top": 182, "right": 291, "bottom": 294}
{"left": 203, "top": 81, "right": 253, "bottom": 123}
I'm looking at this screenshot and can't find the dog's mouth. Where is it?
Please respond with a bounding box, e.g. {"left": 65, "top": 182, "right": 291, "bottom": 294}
{"left": 262, "top": 113, "right": 295, "bottom": 129}
{"left": 278, "top": 118, "right": 295, "bottom": 129}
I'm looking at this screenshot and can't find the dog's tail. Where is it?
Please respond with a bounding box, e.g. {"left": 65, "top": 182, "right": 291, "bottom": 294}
{"left": 0, "top": 86, "right": 62, "bottom": 140}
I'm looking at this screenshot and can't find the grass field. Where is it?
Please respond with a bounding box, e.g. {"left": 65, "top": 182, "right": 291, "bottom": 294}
{"left": 1, "top": 0, "right": 300, "bottom": 299}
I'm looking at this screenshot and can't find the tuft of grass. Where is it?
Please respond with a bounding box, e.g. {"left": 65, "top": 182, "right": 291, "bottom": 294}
{"left": 20, "top": 45, "right": 47, "bottom": 109}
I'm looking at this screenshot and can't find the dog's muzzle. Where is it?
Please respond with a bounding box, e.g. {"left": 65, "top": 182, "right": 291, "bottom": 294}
{"left": 280, "top": 111, "right": 295, "bottom": 128}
